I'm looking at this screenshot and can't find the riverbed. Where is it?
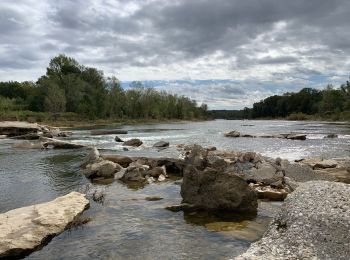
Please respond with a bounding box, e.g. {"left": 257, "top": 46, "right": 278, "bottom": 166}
{"left": 0, "top": 120, "right": 349, "bottom": 259}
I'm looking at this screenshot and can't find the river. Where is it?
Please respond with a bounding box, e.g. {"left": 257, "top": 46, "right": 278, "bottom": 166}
{"left": 0, "top": 120, "right": 349, "bottom": 259}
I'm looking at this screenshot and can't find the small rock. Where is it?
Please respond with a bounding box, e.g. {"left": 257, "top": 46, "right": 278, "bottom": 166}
{"left": 153, "top": 141, "right": 170, "bottom": 148}
{"left": 115, "top": 136, "right": 124, "bottom": 142}
{"left": 123, "top": 138, "right": 143, "bottom": 147}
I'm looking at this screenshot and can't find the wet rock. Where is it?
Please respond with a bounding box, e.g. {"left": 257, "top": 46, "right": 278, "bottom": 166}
{"left": 325, "top": 133, "right": 338, "bottom": 138}
{"left": 0, "top": 192, "right": 89, "bottom": 259}
{"left": 181, "top": 165, "right": 258, "bottom": 213}
{"left": 153, "top": 140, "right": 169, "bottom": 148}
{"left": 81, "top": 147, "right": 100, "bottom": 168}
{"left": 91, "top": 129, "right": 128, "bottom": 135}
{"left": 12, "top": 140, "right": 47, "bottom": 149}
{"left": 84, "top": 160, "right": 122, "bottom": 179}
{"left": 285, "top": 133, "right": 307, "bottom": 140}
{"left": 57, "top": 131, "right": 73, "bottom": 137}
{"left": 145, "top": 196, "right": 163, "bottom": 201}
{"left": 40, "top": 137, "right": 85, "bottom": 149}
{"left": 236, "top": 181, "right": 350, "bottom": 260}
{"left": 121, "top": 164, "right": 148, "bottom": 182}
{"left": 0, "top": 135, "right": 7, "bottom": 139}
{"left": 115, "top": 136, "right": 124, "bottom": 142}
{"left": 11, "top": 133, "right": 41, "bottom": 140}
{"left": 123, "top": 138, "right": 143, "bottom": 147}
{"left": 224, "top": 130, "right": 240, "bottom": 137}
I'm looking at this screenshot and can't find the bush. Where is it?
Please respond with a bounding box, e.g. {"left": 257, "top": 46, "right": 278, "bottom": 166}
{"left": 287, "top": 112, "right": 307, "bottom": 120}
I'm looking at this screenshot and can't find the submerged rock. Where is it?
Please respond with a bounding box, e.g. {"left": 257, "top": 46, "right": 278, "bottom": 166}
{"left": 0, "top": 192, "right": 89, "bottom": 259}
{"left": 236, "top": 181, "right": 350, "bottom": 260}
{"left": 91, "top": 129, "right": 128, "bottom": 135}
{"left": 40, "top": 137, "right": 85, "bottom": 149}
{"left": 325, "top": 133, "right": 338, "bottom": 138}
{"left": 12, "top": 140, "right": 47, "bottom": 149}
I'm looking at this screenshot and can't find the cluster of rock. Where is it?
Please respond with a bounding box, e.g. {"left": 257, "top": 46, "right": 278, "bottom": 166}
{"left": 236, "top": 181, "right": 350, "bottom": 260}
{"left": 0, "top": 121, "right": 72, "bottom": 139}
{"left": 0, "top": 121, "right": 83, "bottom": 149}
{"left": 224, "top": 130, "right": 307, "bottom": 140}
{"left": 0, "top": 192, "right": 89, "bottom": 259}
{"left": 81, "top": 147, "right": 184, "bottom": 185}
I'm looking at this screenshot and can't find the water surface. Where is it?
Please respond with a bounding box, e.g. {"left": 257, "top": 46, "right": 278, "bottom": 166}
{"left": 0, "top": 120, "right": 349, "bottom": 259}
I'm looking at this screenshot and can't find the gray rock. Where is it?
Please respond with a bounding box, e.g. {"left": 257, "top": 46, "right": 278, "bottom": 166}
{"left": 123, "top": 138, "right": 143, "bottom": 147}
{"left": 81, "top": 147, "right": 100, "bottom": 168}
{"left": 236, "top": 181, "right": 350, "bottom": 260}
{"left": 153, "top": 141, "right": 169, "bottom": 148}
{"left": 122, "top": 164, "right": 148, "bottom": 182}
{"left": 224, "top": 130, "right": 241, "bottom": 137}
{"left": 84, "top": 160, "right": 121, "bottom": 179}
{"left": 282, "top": 160, "right": 337, "bottom": 182}
{"left": 181, "top": 165, "right": 258, "bottom": 213}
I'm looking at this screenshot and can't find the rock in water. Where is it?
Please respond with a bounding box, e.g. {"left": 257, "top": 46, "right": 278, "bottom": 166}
{"left": 0, "top": 192, "right": 89, "bottom": 259}
{"left": 236, "top": 181, "right": 350, "bottom": 260}
{"left": 153, "top": 141, "right": 169, "bottom": 148}
{"left": 181, "top": 147, "right": 258, "bottom": 213}
{"left": 123, "top": 138, "right": 143, "bottom": 147}
{"left": 224, "top": 131, "right": 241, "bottom": 137}
{"left": 115, "top": 136, "right": 124, "bottom": 142}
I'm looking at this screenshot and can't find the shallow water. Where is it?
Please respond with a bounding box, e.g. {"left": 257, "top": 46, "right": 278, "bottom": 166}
{"left": 0, "top": 120, "right": 349, "bottom": 259}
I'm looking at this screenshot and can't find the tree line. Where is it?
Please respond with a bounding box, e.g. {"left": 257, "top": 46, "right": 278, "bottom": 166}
{"left": 209, "top": 80, "right": 350, "bottom": 120}
{"left": 0, "top": 55, "right": 208, "bottom": 120}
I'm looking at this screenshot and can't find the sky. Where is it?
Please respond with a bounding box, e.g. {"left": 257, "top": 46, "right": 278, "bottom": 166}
{"left": 1, "top": 0, "right": 350, "bottom": 109}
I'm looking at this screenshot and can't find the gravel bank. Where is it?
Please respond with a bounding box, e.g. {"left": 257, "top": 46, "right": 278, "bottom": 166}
{"left": 236, "top": 181, "right": 350, "bottom": 260}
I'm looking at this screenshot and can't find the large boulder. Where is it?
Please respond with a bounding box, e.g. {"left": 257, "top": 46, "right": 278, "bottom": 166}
{"left": 236, "top": 181, "right": 350, "bottom": 260}
{"left": 123, "top": 138, "right": 143, "bottom": 147}
{"left": 0, "top": 192, "right": 89, "bottom": 259}
{"left": 181, "top": 166, "right": 258, "bottom": 213}
{"left": 181, "top": 146, "right": 258, "bottom": 213}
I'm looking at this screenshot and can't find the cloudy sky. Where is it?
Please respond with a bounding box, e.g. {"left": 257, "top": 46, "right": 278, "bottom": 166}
{"left": 1, "top": 0, "right": 350, "bottom": 109}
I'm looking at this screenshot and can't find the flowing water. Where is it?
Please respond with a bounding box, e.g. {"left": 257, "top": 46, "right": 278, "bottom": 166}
{"left": 0, "top": 120, "right": 349, "bottom": 259}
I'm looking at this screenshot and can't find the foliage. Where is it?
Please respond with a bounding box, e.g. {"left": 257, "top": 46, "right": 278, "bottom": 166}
{"left": 210, "top": 79, "right": 350, "bottom": 121}
{"left": 0, "top": 54, "right": 208, "bottom": 121}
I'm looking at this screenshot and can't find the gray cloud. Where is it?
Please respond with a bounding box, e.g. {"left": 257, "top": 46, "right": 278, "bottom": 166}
{"left": 0, "top": 0, "right": 350, "bottom": 108}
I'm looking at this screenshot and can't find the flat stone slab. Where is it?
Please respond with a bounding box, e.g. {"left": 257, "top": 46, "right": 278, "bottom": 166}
{"left": 0, "top": 192, "right": 89, "bottom": 259}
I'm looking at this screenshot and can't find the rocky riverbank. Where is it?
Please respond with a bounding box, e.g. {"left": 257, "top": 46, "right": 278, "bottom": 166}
{"left": 236, "top": 181, "right": 350, "bottom": 260}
